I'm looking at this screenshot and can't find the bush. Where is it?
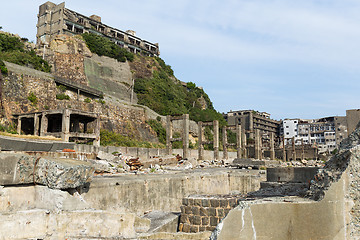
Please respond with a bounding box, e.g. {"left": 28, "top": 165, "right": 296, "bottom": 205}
{"left": 100, "top": 129, "right": 164, "bottom": 148}
{"left": 84, "top": 98, "right": 91, "bottom": 103}
{"left": 57, "top": 85, "right": 67, "bottom": 92}
{"left": 82, "top": 33, "right": 134, "bottom": 62}
{"left": 0, "top": 59, "right": 7, "bottom": 75}
{"left": 56, "top": 93, "right": 70, "bottom": 100}
{"left": 27, "top": 92, "right": 37, "bottom": 105}
{"left": 147, "top": 119, "right": 166, "bottom": 144}
{"left": 0, "top": 33, "right": 51, "bottom": 73}
{"left": 134, "top": 57, "right": 226, "bottom": 126}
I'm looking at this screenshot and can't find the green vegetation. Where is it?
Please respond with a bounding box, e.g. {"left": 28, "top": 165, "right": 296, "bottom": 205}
{"left": 134, "top": 57, "right": 226, "bottom": 125}
{"left": 0, "top": 33, "right": 51, "bottom": 72}
{"left": 0, "top": 59, "right": 7, "bottom": 75}
{"left": 57, "top": 85, "right": 67, "bottom": 92}
{"left": 146, "top": 119, "right": 166, "bottom": 144}
{"left": 56, "top": 93, "right": 70, "bottom": 100}
{"left": 100, "top": 129, "right": 164, "bottom": 148}
{"left": 84, "top": 98, "right": 91, "bottom": 103}
{"left": 82, "top": 33, "right": 134, "bottom": 62}
{"left": 0, "top": 123, "right": 17, "bottom": 134}
{"left": 27, "top": 92, "right": 38, "bottom": 105}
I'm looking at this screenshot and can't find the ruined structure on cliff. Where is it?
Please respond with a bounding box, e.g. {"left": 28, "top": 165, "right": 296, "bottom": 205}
{"left": 36, "top": 1, "right": 160, "bottom": 56}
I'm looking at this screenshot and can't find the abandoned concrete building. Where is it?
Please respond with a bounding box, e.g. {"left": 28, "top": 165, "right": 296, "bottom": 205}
{"left": 223, "top": 110, "right": 280, "bottom": 139}
{"left": 36, "top": 1, "right": 160, "bottom": 56}
{"left": 280, "top": 116, "right": 349, "bottom": 154}
{"left": 13, "top": 109, "right": 100, "bottom": 146}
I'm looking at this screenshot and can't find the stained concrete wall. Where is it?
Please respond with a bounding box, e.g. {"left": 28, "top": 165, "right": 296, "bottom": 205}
{"left": 75, "top": 144, "right": 238, "bottom": 160}
{"left": 82, "top": 169, "right": 263, "bottom": 215}
{"left": 0, "top": 185, "right": 136, "bottom": 239}
{"left": 215, "top": 170, "right": 350, "bottom": 240}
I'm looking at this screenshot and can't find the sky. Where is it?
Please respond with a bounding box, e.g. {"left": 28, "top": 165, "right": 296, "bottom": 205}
{"left": 1, "top": 0, "right": 360, "bottom": 120}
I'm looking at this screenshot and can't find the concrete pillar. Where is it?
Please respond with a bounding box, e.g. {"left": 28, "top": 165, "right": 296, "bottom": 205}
{"left": 249, "top": 112, "right": 254, "bottom": 139}
{"left": 61, "top": 109, "right": 70, "bottom": 142}
{"left": 242, "top": 129, "right": 247, "bottom": 158}
{"left": 301, "top": 139, "right": 305, "bottom": 160}
{"left": 255, "top": 129, "right": 260, "bottom": 159}
{"left": 292, "top": 137, "right": 296, "bottom": 160}
{"left": 17, "top": 117, "right": 22, "bottom": 135}
{"left": 183, "top": 114, "right": 190, "bottom": 159}
{"left": 198, "top": 122, "right": 204, "bottom": 160}
{"left": 213, "top": 120, "right": 219, "bottom": 160}
{"left": 166, "top": 115, "right": 172, "bottom": 155}
{"left": 34, "top": 114, "right": 40, "bottom": 136}
{"left": 73, "top": 119, "right": 80, "bottom": 133}
{"left": 282, "top": 137, "right": 286, "bottom": 161}
{"left": 222, "top": 126, "right": 228, "bottom": 160}
{"left": 236, "top": 124, "right": 242, "bottom": 159}
{"left": 93, "top": 114, "right": 100, "bottom": 147}
{"left": 270, "top": 132, "right": 275, "bottom": 160}
{"left": 40, "top": 113, "right": 48, "bottom": 137}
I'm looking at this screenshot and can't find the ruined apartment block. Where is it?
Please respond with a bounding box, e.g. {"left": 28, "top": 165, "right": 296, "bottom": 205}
{"left": 223, "top": 110, "right": 280, "bottom": 139}
{"left": 281, "top": 116, "right": 348, "bottom": 154}
{"left": 36, "top": 1, "right": 160, "bottom": 56}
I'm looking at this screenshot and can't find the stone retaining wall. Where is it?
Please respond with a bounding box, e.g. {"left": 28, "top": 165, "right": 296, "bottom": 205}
{"left": 179, "top": 195, "right": 242, "bottom": 233}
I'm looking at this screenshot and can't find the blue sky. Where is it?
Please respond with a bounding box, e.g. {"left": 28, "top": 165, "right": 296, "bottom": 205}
{"left": 1, "top": 0, "right": 360, "bottom": 120}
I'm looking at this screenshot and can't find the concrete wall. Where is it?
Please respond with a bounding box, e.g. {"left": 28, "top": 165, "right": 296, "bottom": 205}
{"left": 0, "top": 185, "right": 136, "bottom": 239}
{"left": 75, "top": 144, "right": 238, "bottom": 160}
{"left": 216, "top": 174, "right": 349, "bottom": 240}
{"left": 82, "top": 169, "right": 263, "bottom": 215}
{"left": 266, "top": 167, "right": 319, "bottom": 183}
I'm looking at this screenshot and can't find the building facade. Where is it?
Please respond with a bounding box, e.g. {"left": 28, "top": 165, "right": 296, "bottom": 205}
{"left": 36, "top": 2, "right": 160, "bottom": 56}
{"left": 223, "top": 110, "right": 280, "bottom": 139}
{"left": 280, "top": 117, "right": 340, "bottom": 154}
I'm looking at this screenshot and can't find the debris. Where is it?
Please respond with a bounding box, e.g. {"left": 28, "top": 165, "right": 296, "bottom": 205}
{"left": 127, "top": 157, "right": 143, "bottom": 170}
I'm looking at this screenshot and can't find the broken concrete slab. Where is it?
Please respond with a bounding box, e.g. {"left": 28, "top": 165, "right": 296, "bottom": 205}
{"left": 143, "top": 211, "right": 180, "bottom": 233}
{"left": 96, "top": 150, "right": 116, "bottom": 161}
{"left": 0, "top": 153, "right": 94, "bottom": 189}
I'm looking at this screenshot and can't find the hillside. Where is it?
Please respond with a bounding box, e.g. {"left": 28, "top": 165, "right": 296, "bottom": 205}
{"left": 80, "top": 32, "right": 226, "bottom": 125}
{"left": 0, "top": 31, "right": 228, "bottom": 148}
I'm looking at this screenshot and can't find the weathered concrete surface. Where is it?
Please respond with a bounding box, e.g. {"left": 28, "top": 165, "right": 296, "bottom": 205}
{"left": 143, "top": 211, "right": 180, "bottom": 233}
{"left": 214, "top": 124, "right": 360, "bottom": 239}
{"left": 0, "top": 153, "right": 94, "bottom": 189}
{"left": 0, "top": 134, "right": 75, "bottom": 152}
{"left": 81, "top": 168, "right": 263, "bottom": 215}
{"left": 0, "top": 185, "right": 136, "bottom": 239}
{"left": 138, "top": 231, "right": 212, "bottom": 240}
{"left": 214, "top": 176, "right": 348, "bottom": 240}
{"left": 266, "top": 167, "right": 319, "bottom": 183}
{"left": 0, "top": 209, "right": 136, "bottom": 239}
{"left": 0, "top": 185, "right": 90, "bottom": 213}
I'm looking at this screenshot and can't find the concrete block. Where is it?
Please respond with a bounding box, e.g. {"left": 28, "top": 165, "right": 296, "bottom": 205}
{"left": 0, "top": 153, "right": 94, "bottom": 189}
{"left": 144, "top": 211, "right": 180, "bottom": 233}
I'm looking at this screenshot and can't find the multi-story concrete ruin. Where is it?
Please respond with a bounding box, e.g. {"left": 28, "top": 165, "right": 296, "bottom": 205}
{"left": 223, "top": 110, "right": 280, "bottom": 139}
{"left": 281, "top": 116, "right": 348, "bottom": 154}
{"left": 36, "top": 1, "right": 160, "bottom": 56}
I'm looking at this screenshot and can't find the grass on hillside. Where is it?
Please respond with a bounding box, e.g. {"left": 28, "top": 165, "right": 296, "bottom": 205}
{"left": 82, "top": 33, "right": 134, "bottom": 62}
{"left": 0, "top": 33, "right": 51, "bottom": 73}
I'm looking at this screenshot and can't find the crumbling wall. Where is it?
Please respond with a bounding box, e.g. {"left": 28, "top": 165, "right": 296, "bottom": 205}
{"left": 1, "top": 61, "right": 157, "bottom": 141}
{"left": 213, "top": 123, "right": 360, "bottom": 239}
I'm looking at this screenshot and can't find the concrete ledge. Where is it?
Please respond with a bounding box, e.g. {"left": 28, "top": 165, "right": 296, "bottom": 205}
{"left": 0, "top": 135, "right": 74, "bottom": 152}
{"left": 266, "top": 167, "right": 319, "bottom": 183}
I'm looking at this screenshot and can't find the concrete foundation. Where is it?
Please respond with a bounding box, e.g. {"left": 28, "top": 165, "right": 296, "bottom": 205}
{"left": 81, "top": 168, "right": 263, "bottom": 215}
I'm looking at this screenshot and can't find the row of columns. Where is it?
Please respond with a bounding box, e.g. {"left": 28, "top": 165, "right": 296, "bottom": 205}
{"left": 165, "top": 114, "right": 276, "bottom": 160}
